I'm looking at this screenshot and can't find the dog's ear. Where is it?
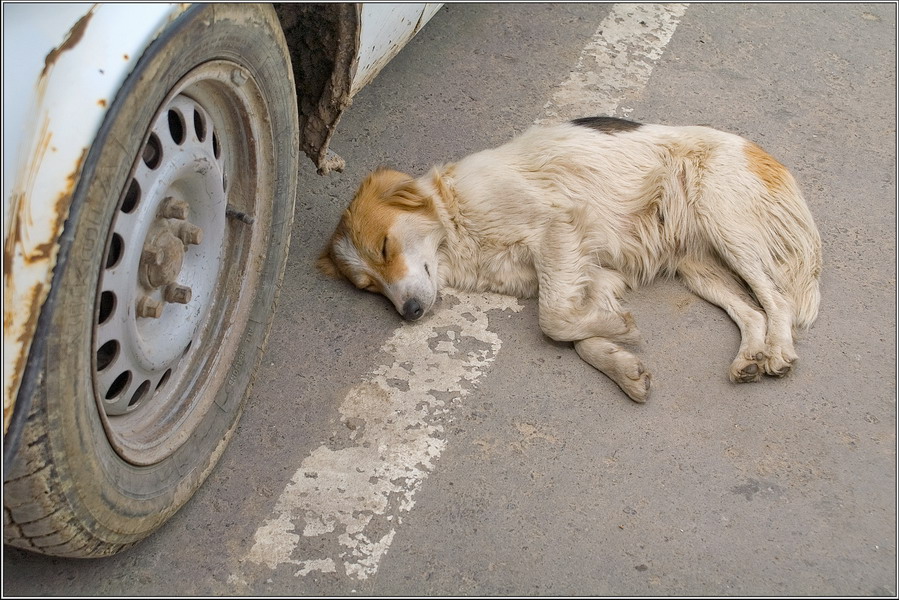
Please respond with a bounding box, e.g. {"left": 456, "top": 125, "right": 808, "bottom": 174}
{"left": 363, "top": 168, "right": 432, "bottom": 212}
{"left": 386, "top": 179, "right": 433, "bottom": 212}
{"left": 317, "top": 247, "right": 343, "bottom": 279}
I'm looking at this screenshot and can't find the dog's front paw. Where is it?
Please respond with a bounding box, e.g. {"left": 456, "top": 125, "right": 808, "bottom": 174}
{"left": 574, "top": 338, "right": 651, "bottom": 403}
{"left": 619, "top": 359, "right": 652, "bottom": 403}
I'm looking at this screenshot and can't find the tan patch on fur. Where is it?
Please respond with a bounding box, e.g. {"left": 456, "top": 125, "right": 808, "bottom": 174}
{"left": 346, "top": 171, "right": 413, "bottom": 286}
{"left": 377, "top": 235, "right": 408, "bottom": 287}
{"left": 745, "top": 142, "right": 790, "bottom": 193}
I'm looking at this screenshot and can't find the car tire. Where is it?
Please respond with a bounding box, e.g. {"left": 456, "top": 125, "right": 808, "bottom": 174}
{"left": 3, "top": 4, "right": 298, "bottom": 557}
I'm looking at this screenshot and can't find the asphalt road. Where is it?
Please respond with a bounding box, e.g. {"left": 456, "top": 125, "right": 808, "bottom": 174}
{"left": 4, "top": 3, "right": 896, "bottom": 596}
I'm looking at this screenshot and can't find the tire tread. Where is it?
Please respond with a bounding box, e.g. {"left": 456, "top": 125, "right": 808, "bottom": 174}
{"left": 4, "top": 399, "right": 97, "bottom": 555}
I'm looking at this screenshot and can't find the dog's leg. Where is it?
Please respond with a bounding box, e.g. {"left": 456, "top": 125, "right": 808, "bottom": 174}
{"left": 535, "top": 221, "right": 639, "bottom": 344}
{"left": 534, "top": 221, "right": 649, "bottom": 401}
{"left": 537, "top": 278, "right": 640, "bottom": 344}
{"left": 677, "top": 258, "right": 769, "bottom": 382}
{"left": 735, "top": 269, "right": 798, "bottom": 377}
{"left": 689, "top": 247, "right": 798, "bottom": 378}
{"left": 574, "top": 337, "right": 651, "bottom": 403}
{"left": 703, "top": 221, "right": 799, "bottom": 377}
{"left": 694, "top": 178, "right": 812, "bottom": 378}
{"left": 540, "top": 279, "right": 650, "bottom": 402}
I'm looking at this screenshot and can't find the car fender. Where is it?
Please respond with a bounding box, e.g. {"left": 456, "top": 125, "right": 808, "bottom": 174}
{"left": 353, "top": 3, "right": 442, "bottom": 96}
{"left": 2, "top": 3, "right": 188, "bottom": 460}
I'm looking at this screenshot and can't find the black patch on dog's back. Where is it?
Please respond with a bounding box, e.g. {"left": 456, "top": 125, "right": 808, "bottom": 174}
{"left": 571, "top": 116, "right": 642, "bottom": 134}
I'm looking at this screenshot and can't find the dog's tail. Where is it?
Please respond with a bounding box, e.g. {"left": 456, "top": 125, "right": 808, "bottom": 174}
{"left": 786, "top": 248, "right": 822, "bottom": 330}
{"left": 767, "top": 188, "right": 822, "bottom": 330}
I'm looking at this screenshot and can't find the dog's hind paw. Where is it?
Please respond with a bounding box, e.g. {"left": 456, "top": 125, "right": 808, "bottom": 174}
{"left": 730, "top": 347, "right": 796, "bottom": 382}
{"left": 729, "top": 354, "right": 764, "bottom": 383}
{"left": 763, "top": 348, "right": 797, "bottom": 377}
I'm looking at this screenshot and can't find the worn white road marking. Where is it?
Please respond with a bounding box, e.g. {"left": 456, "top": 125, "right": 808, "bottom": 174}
{"left": 243, "top": 2, "right": 688, "bottom": 582}
{"left": 537, "top": 3, "right": 689, "bottom": 124}
{"left": 246, "top": 291, "right": 521, "bottom": 579}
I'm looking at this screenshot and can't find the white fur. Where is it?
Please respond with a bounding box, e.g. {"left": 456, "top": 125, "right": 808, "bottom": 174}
{"left": 322, "top": 120, "right": 822, "bottom": 402}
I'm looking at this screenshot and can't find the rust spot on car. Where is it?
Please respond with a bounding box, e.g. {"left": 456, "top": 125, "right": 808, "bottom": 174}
{"left": 98, "top": 99, "right": 107, "bottom": 108}
{"left": 123, "top": 53, "right": 129, "bottom": 61}
{"left": 16, "top": 285, "right": 45, "bottom": 348}
{"left": 3, "top": 197, "right": 19, "bottom": 278}
{"left": 4, "top": 145, "right": 86, "bottom": 310}
{"left": 28, "top": 148, "right": 87, "bottom": 263}
{"left": 42, "top": 6, "right": 95, "bottom": 78}
{"left": 3, "top": 119, "right": 52, "bottom": 275}
{"left": 4, "top": 282, "right": 44, "bottom": 434}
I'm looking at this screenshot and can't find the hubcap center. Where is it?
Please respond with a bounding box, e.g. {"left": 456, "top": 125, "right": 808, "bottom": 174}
{"left": 136, "top": 197, "right": 204, "bottom": 318}
{"left": 141, "top": 224, "right": 186, "bottom": 289}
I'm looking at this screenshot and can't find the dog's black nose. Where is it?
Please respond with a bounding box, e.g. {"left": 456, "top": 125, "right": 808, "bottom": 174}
{"left": 402, "top": 298, "right": 424, "bottom": 321}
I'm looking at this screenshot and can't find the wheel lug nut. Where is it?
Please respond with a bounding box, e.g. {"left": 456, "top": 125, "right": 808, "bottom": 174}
{"left": 177, "top": 222, "right": 203, "bottom": 246}
{"left": 164, "top": 283, "right": 192, "bottom": 305}
{"left": 159, "top": 197, "right": 189, "bottom": 220}
{"left": 231, "top": 68, "right": 248, "bottom": 86}
{"left": 142, "top": 248, "right": 164, "bottom": 266}
{"left": 137, "top": 296, "right": 163, "bottom": 318}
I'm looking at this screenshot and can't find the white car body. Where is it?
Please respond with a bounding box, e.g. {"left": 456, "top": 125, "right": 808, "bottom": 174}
{"left": 2, "top": 3, "right": 441, "bottom": 437}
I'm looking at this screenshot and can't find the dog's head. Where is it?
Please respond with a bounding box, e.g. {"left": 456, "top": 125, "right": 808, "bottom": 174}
{"left": 318, "top": 168, "right": 441, "bottom": 321}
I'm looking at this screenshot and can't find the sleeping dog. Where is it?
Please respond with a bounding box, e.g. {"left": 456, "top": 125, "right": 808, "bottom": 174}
{"left": 318, "top": 117, "right": 822, "bottom": 402}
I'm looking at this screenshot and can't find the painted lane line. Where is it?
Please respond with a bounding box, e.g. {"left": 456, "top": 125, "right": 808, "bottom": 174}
{"left": 536, "top": 3, "right": 689, "bottom": 124}
{"left": 246, "top": 291, "right": 522, "bottom": 579}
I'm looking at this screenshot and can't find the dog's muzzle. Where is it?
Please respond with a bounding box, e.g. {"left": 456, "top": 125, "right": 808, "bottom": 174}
{"left": 402, "top": 298, "right": 424, "bottom": 321}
